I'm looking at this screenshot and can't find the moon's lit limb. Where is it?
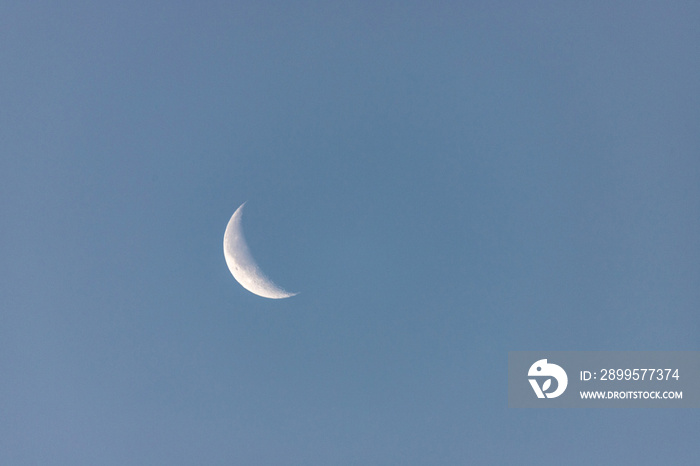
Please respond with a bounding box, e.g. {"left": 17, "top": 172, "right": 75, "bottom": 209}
{"left": 223, "top": 202, "right": 298, "bottom": 299}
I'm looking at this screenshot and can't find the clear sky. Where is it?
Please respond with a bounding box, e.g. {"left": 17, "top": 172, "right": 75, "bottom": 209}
{"left": 2, "top": 1, "right": 699, "bottom": 464}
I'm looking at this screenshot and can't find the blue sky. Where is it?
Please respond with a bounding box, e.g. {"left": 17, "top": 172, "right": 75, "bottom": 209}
{"left": 2, "top": 1, "right": 699, "bottom": 464}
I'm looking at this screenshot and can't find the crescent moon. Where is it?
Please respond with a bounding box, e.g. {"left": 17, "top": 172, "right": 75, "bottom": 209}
{"left": 223, "top": 202, "right": 297, "bottom": 299}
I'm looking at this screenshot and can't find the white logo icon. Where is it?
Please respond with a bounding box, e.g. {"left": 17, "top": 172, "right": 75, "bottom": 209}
{"left": 528, "top": 359, "right": 568, "bottom": 399}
